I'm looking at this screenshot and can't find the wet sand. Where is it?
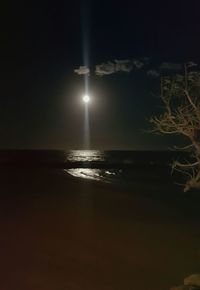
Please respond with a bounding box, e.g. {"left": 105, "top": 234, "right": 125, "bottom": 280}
{"left": 0, "top": 168, "right": 200, "bottom": 290}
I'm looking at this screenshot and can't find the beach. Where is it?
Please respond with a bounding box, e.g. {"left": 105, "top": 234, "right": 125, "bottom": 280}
{"left": 0, "top": 167, "right": 200, "bottom": 290}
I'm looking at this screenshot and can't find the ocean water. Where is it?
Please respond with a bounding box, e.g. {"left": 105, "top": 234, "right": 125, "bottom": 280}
{"left": 0, "top": 150, "right": 184, "bottom": 186}
{"left": 65, "top": 150, "right": 178, "bottom": 185}
{"left": 66, "top": 150, "right": 121, "bottom": 182}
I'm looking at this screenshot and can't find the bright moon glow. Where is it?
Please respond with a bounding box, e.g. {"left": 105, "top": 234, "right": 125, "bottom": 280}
{"left": 83, "top": 94, "right": 90, "bottom": 103}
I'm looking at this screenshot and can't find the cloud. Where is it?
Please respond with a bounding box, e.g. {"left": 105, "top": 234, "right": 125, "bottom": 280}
{"left": 133, "top": 59, "right": 145, "bottom": 69}
{"left": 95, "top": 61, "right": 116, "bottom": 76}
{"left": 160, "top": 62, "right": 182, "bottom": 70}
{"left": 187, "top": 61, "right": 198, "bottom": 68}
{"left": 95, "top": 59, "right": 140, "bottom": 76}
{"left": 74, "top": 59, "right": 147, "bottom": 77}
{"left": 147, "top": 69, "right": 160, "bottom": 77}
{"left": 74, "top": 66, "right": 90, "bottom": 75}
{"left": 74, "top": 59, "right": 192, "bottom": 78}
{"left": 115, "top": 59, "right": 133, "bottom": 72}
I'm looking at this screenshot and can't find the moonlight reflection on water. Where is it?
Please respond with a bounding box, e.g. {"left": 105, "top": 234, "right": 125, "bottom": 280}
{"left": 66, "top": 168, "right": 117, "bottom": 182}
{"left": 66, "top": 168, "right": 103, "bottom": 181}
{"left": 66, "top": 150, "right": 105, "bottom": 162}
{"left": 65, "top": 150, "right": 116, "bottom": 181}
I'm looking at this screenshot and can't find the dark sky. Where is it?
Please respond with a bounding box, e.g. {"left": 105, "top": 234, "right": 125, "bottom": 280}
{"left": 1, "top": 0, "right": 200, "bottom": 150}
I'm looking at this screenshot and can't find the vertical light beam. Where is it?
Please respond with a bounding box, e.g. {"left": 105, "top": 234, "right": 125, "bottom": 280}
{"left": 81, "top": 0, "right": 91, "bottom": 149}
{"left": 84, "top": 103, "right": 90, "bottom": 149}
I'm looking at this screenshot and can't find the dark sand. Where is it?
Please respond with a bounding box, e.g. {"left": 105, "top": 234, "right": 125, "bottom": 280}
{"left": 0, "top": 168, "right": 200, "bottom": 290}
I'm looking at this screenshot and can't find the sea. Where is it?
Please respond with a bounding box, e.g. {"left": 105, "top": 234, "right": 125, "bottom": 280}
{"left": 0, "top": 150, "right": 186, "bottom": 188}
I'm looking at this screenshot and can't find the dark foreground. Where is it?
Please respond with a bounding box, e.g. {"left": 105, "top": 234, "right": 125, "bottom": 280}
{"left": 0, "top": 168, "right": 200, "bottom": 290}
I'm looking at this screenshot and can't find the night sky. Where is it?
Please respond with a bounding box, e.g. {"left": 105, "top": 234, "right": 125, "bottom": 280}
{"left": 1, "top": 1, "right": 200, "bottom": 150}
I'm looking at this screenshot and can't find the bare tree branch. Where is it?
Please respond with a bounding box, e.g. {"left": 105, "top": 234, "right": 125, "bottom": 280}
{"left": 150, "top": 64, "right": 200, "bottom": 191}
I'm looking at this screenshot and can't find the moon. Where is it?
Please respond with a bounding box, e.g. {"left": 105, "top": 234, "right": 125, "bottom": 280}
{"left": 83, "top": 94, "right": 90, "bottom": 103}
